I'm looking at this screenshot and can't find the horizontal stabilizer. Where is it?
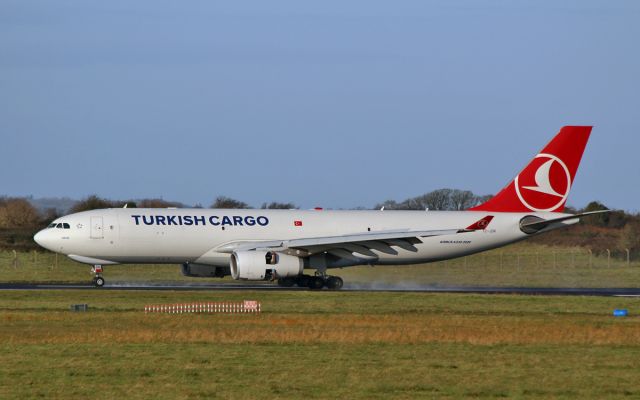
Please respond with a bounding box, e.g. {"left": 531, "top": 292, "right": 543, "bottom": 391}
{"left": 519, "top": 210, "right": 610, "bottom": 233}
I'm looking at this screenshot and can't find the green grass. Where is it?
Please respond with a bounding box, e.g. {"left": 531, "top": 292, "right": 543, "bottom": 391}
{"left": 0, "top": 250, "right": 208, "bottom": 284}
{"left": 1, "top": 243, "right": 639, "bottom": 287}
{"left": 4, "top": 343, "right": 640, "bottom": 399}
{"left": 1, "top": 290, "right": 640, "bottom": 399}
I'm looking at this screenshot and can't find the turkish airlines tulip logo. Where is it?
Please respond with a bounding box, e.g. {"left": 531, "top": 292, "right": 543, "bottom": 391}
{"left": 515, "top": 153, "right": 571, "bottom": 212}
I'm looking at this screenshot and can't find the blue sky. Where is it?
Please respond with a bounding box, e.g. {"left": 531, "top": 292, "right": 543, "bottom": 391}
{"left": 1, "top": 1, "right": 638, "bottom": 210}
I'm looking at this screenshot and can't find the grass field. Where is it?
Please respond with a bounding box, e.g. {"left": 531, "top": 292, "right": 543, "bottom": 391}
{"left": 1, "top": 290, "right": 640, "bottom": 399}
{"left": 1, "top": 243, "right": 639, "bottom": 288}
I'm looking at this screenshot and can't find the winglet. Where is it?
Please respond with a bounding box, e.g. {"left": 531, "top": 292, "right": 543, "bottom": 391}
{"left": 462, "top": 215, "right": 494, "bottom": 232}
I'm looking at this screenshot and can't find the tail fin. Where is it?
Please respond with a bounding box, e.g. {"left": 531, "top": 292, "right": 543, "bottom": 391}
{"left": 470, "top": 126, "right": 592, "bottom": 213}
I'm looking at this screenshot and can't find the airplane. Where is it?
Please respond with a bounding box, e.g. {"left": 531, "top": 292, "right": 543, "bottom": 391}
{"left": 34, "top": 126, "right": 607, "bottom": 289}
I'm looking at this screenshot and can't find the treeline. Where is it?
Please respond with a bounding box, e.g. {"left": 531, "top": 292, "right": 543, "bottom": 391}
{"left": 531, "top": 201, "right": 640, "bottom": 256}
{"left": 0, "top": 197, "right": 55, "bottom": 251}
{"left": 66, "top": 195, "right": 297, "bottom": 213}
{"left": 375, "top": 189, "right": 492, "bottom": 211}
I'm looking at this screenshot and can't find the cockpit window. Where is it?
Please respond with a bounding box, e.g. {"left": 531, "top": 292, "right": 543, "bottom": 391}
{"left": 51, "top": 222, "right": 71, "bottom": 229}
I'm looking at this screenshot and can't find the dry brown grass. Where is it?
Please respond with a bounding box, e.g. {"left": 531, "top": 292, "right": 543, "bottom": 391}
{"left": 2, "top": 311, "right": 639, "bottom": 346}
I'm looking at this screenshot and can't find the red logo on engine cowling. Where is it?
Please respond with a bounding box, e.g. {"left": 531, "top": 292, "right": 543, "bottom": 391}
{"left": 514, "top": 153, "right": 571, "bottom": 212}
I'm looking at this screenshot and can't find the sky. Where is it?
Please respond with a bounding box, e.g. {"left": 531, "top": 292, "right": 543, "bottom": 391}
{"left": 1, "top": 0, "right": 639, "bottom": 211}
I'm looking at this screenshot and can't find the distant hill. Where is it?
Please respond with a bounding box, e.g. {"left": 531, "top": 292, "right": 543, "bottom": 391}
{"left": 26, "top": 197, "right": 78, "bottom": 214}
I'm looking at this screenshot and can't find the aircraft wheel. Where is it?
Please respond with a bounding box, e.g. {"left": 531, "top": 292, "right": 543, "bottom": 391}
{"left": 326, "top": 276, "right": 343, "bottom": 290}
{"left": 94, "top": 277, "right": 105, "bottom": 287}
{"left": 296, "top": 275, "right": 310, "bottom": 288}
{"left": 277, "top": 277, "right": 296, "bottom": 287}
{"left": 308, "top": 276, "right": 324, "bottom": 290}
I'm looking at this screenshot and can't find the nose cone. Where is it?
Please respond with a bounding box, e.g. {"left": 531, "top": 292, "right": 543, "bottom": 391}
{"left": 33, "top": 230, "right": 44, "bottom": 246}
{"left": 34, "top": 230, "right": 54, "bottom": 251}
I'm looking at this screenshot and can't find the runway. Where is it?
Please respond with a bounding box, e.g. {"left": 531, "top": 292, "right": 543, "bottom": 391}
{"left": 0, "top": 282, "right": 639, "bottom": 296}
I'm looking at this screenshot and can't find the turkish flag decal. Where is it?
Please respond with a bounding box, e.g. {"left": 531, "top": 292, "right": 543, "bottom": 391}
{"left": 294, "top": 220, "right": 303, "bottom": 226}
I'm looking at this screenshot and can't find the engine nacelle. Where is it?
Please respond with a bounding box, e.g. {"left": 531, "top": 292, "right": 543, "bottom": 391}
{"left": 181, "top": 263, "right": 229, "bottom": 278}
{"left": 230, "top": 251, "right": 303, "bottom": 280}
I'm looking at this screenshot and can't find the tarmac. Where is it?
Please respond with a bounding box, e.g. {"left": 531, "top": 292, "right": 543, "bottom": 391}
{"left": 0, "top": 282, "right": 639, "bottom": 296}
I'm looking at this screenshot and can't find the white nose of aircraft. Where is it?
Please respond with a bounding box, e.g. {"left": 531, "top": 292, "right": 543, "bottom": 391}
{"left": 33, "top": 229, "right": 55, "bottom": 252}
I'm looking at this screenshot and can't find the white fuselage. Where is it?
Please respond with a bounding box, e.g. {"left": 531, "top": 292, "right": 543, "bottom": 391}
{"left": 34, "top": 208, "right": 572, "bottom": 268}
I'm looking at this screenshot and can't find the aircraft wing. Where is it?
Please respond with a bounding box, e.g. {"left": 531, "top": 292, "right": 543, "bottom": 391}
{"left": 215, "top": 215, "right": 493, "bottom": 261}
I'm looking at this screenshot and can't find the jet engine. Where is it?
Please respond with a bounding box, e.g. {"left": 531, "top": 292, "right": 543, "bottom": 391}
{"left": 230, "top": 250, "right": 303, "bottom": 280}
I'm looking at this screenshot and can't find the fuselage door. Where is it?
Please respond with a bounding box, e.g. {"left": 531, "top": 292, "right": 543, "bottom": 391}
{"left": 90, "top": 216, "right": 104, "bottom": 239}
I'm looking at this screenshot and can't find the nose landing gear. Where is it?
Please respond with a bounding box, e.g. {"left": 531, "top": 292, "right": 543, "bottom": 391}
{"left": 91, "top": 265, "right": 105, "bottom": 287}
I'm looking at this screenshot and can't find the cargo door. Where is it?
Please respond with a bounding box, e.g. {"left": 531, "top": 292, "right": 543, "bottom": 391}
{"left": 90, "top": 216, "right": 104, "bottom": 239}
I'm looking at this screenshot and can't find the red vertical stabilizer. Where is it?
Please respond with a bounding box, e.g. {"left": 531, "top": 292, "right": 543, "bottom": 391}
{"left": 470, "top": 126, "right": 592, "bottom": 213}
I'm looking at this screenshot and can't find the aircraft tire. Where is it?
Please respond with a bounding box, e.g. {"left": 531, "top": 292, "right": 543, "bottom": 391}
{"left": 296, "top": 275, "right": 310, "bottom": 287}
{"left": 277, "top": 277, "right": 296, "bottom": 287}
{"left": 308, "top": 276, "right": 324, "bottom": 290}
{"left": 326, "top": 276, "right": 343, "bottom": 290}
{"left": 94, "top": 277, "right": 105, "bottom": 287}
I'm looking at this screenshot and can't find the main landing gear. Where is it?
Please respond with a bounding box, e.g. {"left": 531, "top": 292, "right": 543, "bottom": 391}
{"left": 277, "top": 273, "right": 344, "bottom": 290}
{"left": 91, "top": 265, "right": 105, "bottom": 288}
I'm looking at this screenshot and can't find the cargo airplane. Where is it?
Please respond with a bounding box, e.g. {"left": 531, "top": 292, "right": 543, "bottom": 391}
{"left": 34, "top": 126, "right": 606, "bottom": 289}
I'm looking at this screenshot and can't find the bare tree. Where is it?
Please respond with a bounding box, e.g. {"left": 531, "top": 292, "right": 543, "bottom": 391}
{"left": 620, "top": 221, "right": 640, "bottom": 256}
{"left": 421, "top": 189, "right": 453, "bottom": 210}
{"left": 402, "top": 196, "right": 426, "bottom": 210}
{"left": 582, "top": 201, "right": 610, "bottom": 227}
{"left": 450, "top": 189, "right": 476, "bottom": 210}
{"left": 211, "top": 196, "right": 250, "bottom": 209}
{"left": 261, "top": 202, "right": 297, "bottom": 209}
{"left": 137, "top": 198, "right": 183, "bottom": 208}
{"left": 70, "top": 195, "right": 117, "bottom": 212}
{"left": 41, "top": 208, "right": 59, "bottom": 223}
{"left": 0, "top": 198, "right": 41, "bottom": 228}
{"left": 471, "top": 194, "right": 493, "bottom": 208}
{"left": 376, "top": 189, "right": 498, "bottom": 211}
{"left": 373, "top": 200, "right": 401, "bottom": 210}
